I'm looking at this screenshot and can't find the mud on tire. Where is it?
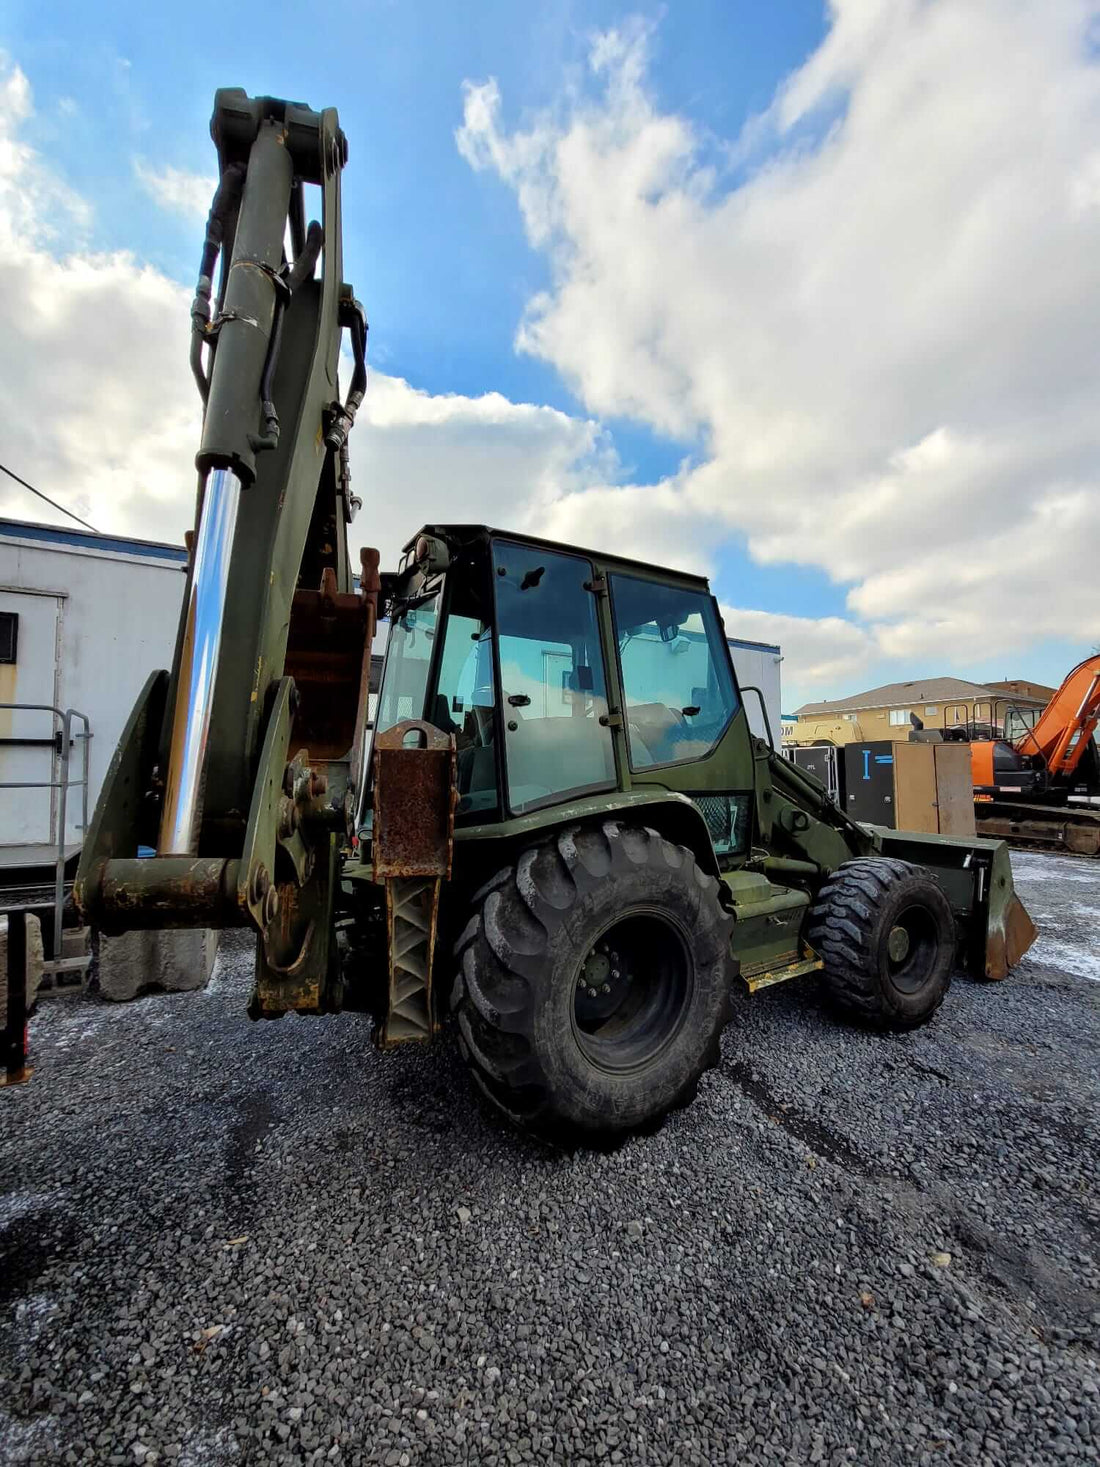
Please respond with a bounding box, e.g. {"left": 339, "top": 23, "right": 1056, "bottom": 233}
{"left": 450, "top": 821, "right": 735, "bottom": 1141}
{"left": 806, "top": 856, "right": 956, "bottom": 1031}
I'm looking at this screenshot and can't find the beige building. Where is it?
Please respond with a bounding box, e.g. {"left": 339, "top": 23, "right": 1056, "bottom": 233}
{"left": 792, "top": 676, "right": 1054, "bottom": 744}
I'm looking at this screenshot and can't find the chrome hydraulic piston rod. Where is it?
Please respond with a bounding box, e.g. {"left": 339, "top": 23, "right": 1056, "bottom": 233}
{"left": 158, "top": 467, "right": 242, "bottom": 854}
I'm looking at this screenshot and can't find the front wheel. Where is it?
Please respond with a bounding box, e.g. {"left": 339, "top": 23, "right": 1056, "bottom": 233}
{"left": 450, "top": 822, "right": 735, "bottom": 1141}
{"left": 806, "top": 857, "right": 956, "bottom": 1030}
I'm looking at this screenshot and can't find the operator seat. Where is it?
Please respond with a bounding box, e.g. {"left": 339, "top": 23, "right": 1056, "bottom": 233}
{"left": 627, "top": 702, "right": 712, "bottom": 766}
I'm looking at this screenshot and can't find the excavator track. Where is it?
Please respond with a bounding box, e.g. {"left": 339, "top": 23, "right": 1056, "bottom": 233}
{"left": 976, "top": 799, "right": 1100, "bottom": 858}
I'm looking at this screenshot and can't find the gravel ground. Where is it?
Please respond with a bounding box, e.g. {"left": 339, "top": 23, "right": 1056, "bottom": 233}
{"left": 1, "top": 850, "right": 1098, "bottom": 1466}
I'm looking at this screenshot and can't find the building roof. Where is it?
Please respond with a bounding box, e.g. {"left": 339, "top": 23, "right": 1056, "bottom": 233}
{"left": 728, "top": 636, "right": 781, "bottom": 656}
{"left": 794, "top": 675, "right": 1048, "bottom": 718}
{"left": 0, "top": 515, "right": 188, "bottom": 564}
{"left": 986, "top": 678, "right": 1057, "bottom": 702}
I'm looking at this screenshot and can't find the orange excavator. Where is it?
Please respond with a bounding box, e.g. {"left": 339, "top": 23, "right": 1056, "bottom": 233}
{"left": 969, "top": 656, "right": 1100, "bottom": 855}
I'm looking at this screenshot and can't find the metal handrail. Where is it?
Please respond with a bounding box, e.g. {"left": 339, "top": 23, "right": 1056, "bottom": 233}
{"left": 0, "top": 703, "right": 92, "bottom": 957}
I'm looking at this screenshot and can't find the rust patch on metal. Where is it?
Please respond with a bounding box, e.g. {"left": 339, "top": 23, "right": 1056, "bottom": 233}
{"left": 372, "top": 720, "right": 456, "bottom": 880}
{"left": 94, "top": 857, "right": 244, "bottom": 931}
{"left": 985, "top": 892, "right": 1039, "bottom": 981}
{"left": 370, "top": 719, "right": 456, "bottom": 1047}
{"left": 284, "top": 549, "right": 379, "bottom": 764}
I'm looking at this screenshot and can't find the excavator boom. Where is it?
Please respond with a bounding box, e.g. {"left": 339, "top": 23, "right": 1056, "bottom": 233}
{"left": 972, "top": 655, "right": 1100, "bottom": 856}
{"left": 1020, "top": 655, "right": 1100, "bottom": 780}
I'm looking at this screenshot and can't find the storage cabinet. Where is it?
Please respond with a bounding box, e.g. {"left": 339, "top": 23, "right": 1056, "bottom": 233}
{"left": 842, "top": 741, "right": 975, "bottom": 836}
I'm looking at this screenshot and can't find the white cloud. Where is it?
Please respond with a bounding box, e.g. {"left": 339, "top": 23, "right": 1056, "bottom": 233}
{"left": 133, "top": 159, "right": 216, "bottom": 219}
{"left": 0, "top": 60, "right": 197, "bottom": 538}
{"left": 457, "top": 0, "right": 1100, "bottom": 703}
{"left": 350, "top": 373, "right": 613, "bottom": 568}
{"left": 0, "top": 59, "right": 611, "bottom": 576}
{"left": 721, "top": 605, "right": 879, "bottom": 694}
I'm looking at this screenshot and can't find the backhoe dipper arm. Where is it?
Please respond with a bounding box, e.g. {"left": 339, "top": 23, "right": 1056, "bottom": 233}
{"left": 76, "top": 91, "right": 375, "bottom": 1015}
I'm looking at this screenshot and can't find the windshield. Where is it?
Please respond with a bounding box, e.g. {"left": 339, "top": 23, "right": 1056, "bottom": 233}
{"left": 374, "top": 589, "right": 440, "bottom": 737}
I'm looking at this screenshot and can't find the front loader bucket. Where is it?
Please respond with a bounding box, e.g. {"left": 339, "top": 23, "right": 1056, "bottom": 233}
{"left": 874, "top": 828, "right": 1038, "bottom": 981}
{"left": 981, "top": 839, "right": 1039, "bottom": 980}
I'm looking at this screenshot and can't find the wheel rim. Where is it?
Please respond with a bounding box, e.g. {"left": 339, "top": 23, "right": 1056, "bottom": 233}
{"left": 883, "top": 902, "right": 940, "bottom": 994}
{"left": 571, "top": 909, "right": 693, "bottom": 1073}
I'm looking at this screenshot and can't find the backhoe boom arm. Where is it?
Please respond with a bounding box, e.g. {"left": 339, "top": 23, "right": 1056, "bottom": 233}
{"left": 76, "top": 91, "right": 375, "bottom": 1015}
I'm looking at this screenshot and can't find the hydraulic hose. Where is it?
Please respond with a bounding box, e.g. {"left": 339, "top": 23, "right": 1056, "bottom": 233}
{"left": 250, "top": 221, "right": 325, "bottom": 455}
{"left": 190, "top": 163, "right": 246, "bottom": 403}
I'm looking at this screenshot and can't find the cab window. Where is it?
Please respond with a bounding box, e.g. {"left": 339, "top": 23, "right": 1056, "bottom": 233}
{"left": 492, "top": 541, "right": 615, "bottom": 814}
{"left": 374, "top": 591, "right": 439, "bottom": 735}
{"left": 430, "top": 611, "right": 498, "bottom": 817}
{"left": 610, "top": 575, "right": 739, "bottom": 770}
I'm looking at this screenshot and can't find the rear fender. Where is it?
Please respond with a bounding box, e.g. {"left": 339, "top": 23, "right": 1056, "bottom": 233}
{"left": 455, "top": 789, "right": 722, "bottom": 878}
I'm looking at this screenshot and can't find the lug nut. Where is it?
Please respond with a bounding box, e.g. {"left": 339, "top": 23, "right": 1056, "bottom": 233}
{"left": 587, "top": 986, "right": 597, "bottom": 998}
{"left": 601, "top": 983, "right": 610, "bottom": 995}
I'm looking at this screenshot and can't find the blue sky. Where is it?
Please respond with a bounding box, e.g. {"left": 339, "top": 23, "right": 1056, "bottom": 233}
{"left": 1, "top": 1, "right": 1097, "bottom": 707}
{"left": 6, "top": 2, "right": 819, "bottom": 403}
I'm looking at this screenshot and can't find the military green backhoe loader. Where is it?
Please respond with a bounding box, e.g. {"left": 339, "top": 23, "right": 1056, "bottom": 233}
{"left": 64, "top": 90, "right": 1036, "bottom": 1139}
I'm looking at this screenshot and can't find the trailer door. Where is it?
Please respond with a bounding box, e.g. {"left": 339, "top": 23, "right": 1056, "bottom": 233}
{"left": 0, "top": 588, "right": 63, "bottom": 850}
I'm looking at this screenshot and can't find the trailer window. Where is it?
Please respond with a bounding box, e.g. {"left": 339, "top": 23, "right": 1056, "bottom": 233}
{"left": 492, "top": 541, "right": 615, "bottom": 814}
{"left": 0, "top": 611, "right": 16, "bottom": 664}
{"left": 610, "top": 576, "right": 738, "bottom": 770}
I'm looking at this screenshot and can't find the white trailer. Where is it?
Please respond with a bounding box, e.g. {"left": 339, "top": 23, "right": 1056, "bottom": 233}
{"left": 727, "top": 635, "right": 783, "bottom": 748}
{"left": 0, "top": 518, "right": 186, "bottom": 857}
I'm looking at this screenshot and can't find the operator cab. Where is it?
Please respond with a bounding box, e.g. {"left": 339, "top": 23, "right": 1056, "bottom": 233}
{"left": 367, "top": 525, "right": 754, "bottom": 856}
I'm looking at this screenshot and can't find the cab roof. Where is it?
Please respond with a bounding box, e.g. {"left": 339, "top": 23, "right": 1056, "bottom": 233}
{"left": 407, "top": 523, "right": 712, "bottom": 590}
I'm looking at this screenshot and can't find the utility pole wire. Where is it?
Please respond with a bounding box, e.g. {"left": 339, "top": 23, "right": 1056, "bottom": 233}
{"left": 0, "top": 461, "right": 101, "bottom": 535}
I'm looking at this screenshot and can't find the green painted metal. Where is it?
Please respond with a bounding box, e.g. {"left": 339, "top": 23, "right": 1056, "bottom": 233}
{"left": 455, "top": 787, "right": 721, "bottom": 875}
{"left": 76, "top": 91, "right": 360, "bottom": 1001}
{"left": 187, "top": 94, "right": 353, "bottom": 831}
{"left": 74, "top": 91, "right": 1036, "bottom": 1041}
{"left": 722, "top": 869, "right": 811, "bottom": 977}
{"left": 75, "top": 670, "right": 168, "bottom": 927}
{"left": 873, "top": 826, "right": 1037, "bottom": 980}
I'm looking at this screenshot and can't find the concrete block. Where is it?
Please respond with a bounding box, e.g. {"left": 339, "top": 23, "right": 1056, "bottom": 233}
{"left": 0, "top": 913, "right": 45, "bottom": 1013}
{"left": 97, "top": 928, "right": 218, "bottom": 1002}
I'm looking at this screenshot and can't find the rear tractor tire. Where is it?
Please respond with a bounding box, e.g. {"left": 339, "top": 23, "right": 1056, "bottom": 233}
{"left": 807, "top": 857, "right": 955, "bottom": 1031}
{"left": 450, "top": 822, "right": 735, "bottom": 1141}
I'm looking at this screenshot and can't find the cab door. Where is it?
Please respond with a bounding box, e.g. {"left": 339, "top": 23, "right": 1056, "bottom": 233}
{"left": 491, "top": 541, "right": 616, "bottom": 815}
